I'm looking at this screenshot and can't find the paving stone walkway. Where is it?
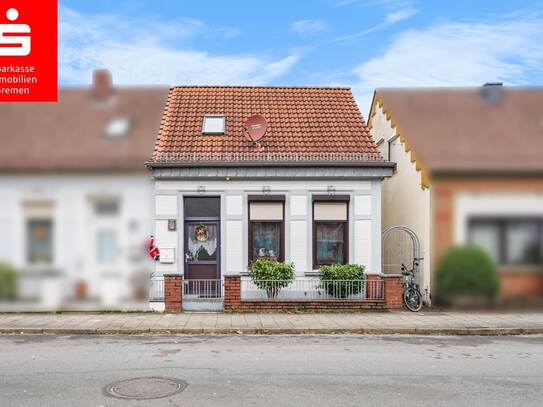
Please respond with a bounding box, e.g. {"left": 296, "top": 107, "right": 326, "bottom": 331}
{"left": 1, "top": 311, "right": 543, "bottom": 335}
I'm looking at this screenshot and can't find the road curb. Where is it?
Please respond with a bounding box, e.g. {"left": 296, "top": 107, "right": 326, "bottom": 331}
{"left": 1, "top": 326, "right": 542, "bottom": 336}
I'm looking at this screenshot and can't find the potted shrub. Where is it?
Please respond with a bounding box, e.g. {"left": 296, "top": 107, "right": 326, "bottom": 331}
{"left": 436, "top": 245, "right": 499, "bottom": 306}
{"left": 0, "top": 262, "right": 18, "bottom": 301}
{"left": 319, "top": 264, "right": 365, "bottom": 298}
{"left": 248, "top": 259, "right": 294, "bottom": 298}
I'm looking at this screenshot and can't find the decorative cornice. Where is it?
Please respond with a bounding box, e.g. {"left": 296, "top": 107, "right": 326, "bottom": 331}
{"left": 368, "top": 92, "right": 430, "bottom": 189}
{"left": 148, "top": 151, "right": 384, "bottom": 165}
{"left": 151, "top": 165, "right": 394, "bottom": 180}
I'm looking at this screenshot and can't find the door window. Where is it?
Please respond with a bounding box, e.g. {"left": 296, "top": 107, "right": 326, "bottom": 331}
{"left": 184, "top": 197, "right": 220, "bottom": 218}
{"left": 187, "top": 223, "right": 218, "bottom": 261}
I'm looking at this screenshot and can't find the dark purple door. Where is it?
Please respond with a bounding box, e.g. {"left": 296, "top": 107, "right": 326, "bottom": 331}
{"left": 184, "top": 221, "right": 220, "bottom": 296}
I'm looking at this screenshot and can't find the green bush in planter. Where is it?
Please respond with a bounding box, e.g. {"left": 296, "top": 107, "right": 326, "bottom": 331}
{"left": 248, "top": 259, "right": 295, "bottom": 298}
{"left": 436, "top": 245, "right": 499, "bottom": 303}
{"left": 0, "top": 262, "right": 18, "bottom": 301}
{"left": 319, "top": 264, "right": 365, "bottom": 298}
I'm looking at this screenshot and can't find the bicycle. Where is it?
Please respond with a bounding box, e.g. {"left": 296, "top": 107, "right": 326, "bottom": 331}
{"left": 401, "top": 258, "right": 423, "bottom": 312}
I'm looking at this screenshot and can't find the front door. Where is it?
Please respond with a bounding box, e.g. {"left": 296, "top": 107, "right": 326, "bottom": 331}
{"left": 183, "top": 196, "right": 221, "bottom": 298}
{"left": 184, "top": 221, "right": 220, "bottom": 297}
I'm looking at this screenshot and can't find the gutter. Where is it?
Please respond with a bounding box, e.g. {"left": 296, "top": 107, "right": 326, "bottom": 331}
{"left": 145, "top": 160, "right": 396, "bottom": 169}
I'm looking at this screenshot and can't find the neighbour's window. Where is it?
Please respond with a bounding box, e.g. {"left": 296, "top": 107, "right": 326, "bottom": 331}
{"left": 104, "top": 118, "right": 131, "bottom": 139}
{"left": 27, "top": 219, "right": 54, "bottom": 264}
{"left": 24, "top": 202, "right": 54, "bottom": 265}
{"left": 94, "top": 199, "right": 120, "bottom": 216}
{"left": 249, "top": 198, "right": 284, "bottom": 262}
{"left": 313, "top": 198, "right": 349, "bottom": 268}
{"left": 97, "top": 229, "right": 119, "bottom": 264}
{"left": 469, "top": 218, "right": 543, "bottom": 266}
{"left": 387, "top": 135, "right": 399, "bottom": 162}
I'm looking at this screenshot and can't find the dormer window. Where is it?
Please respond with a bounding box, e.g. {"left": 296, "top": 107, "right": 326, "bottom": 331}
{"left": 104, "top": 118, "right": 131, "bottom": 139}
{"left": 202, "top": 115, "right": 226, "bottom": 135}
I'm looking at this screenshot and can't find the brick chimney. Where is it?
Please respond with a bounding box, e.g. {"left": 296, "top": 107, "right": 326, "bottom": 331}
{"left": 92, "top": 69, "right": 113, "bottom": 101}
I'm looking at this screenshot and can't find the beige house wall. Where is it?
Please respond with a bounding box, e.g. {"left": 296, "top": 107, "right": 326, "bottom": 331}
{"left": 370, "top": 103, "right": 431, "bottom": 301}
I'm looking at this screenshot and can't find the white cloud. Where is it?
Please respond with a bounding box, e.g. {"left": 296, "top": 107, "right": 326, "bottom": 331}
{"left": 384, "top": 8, "right": 417, "bottom": 25}
{"left": 333, "top": 7, "right": 417, "bottom": 42}
{"left": 351, "top": 16, "right": 543, "bottom": 114}
{"left": 59, "top": 6, "right": 299, "bottom": 85}
{"left": 290, "top": 19, "right": 328, "bottom": 35}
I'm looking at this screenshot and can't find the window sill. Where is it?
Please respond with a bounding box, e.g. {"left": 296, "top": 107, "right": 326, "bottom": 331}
{"left": 498, "top": 265, "right": 543, "bottom": 273}
{"left": 304, "top": 270, "right": 321, "bottom": 277}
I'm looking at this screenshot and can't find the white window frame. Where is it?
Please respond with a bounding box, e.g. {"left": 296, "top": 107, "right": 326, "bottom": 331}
{"left": 202, "top": 114, "right": 226, "bottom": 135}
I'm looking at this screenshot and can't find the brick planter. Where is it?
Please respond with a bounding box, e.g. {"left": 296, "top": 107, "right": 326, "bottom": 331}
{"left": 224, "top": 274, "right": 405, "bottom": 312}
{"left": 164, "top": 274, "right": 183, "bottom": 312}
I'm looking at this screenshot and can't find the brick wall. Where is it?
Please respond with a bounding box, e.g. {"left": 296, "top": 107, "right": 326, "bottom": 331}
{"left": 384, "top": 275, "right": 403, "bottom": 309}
{"left": 432, "top": 176, "right": 543, "bottom": 298}
{"left": 224, "top": 276, "right": 241, "bottom": 309}
{"left": 224, "top": 275, "right": 404, "bottom": 312}
{"left": 164, "top": 274, "right": 182, "bottom": 312}
{"left": 500, "top": 269, "right": 543, "bottom": 298}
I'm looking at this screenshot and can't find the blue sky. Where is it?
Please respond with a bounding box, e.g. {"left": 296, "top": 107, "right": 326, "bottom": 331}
{"left": 59, "top": 0, "right": 543, "bottom": 113}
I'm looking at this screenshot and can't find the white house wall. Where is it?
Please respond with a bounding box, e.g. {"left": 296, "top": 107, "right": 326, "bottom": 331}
{"left": 371, "top": 103, "right": 431, "bottom": 298}
{"left": 153, "top": 179, "right": 382, "bottom": 278}
{"left": 0, "top": 174, "right": 154, "bottom": 308}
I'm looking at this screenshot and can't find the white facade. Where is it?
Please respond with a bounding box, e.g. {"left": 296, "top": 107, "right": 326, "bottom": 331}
{"left": 370, "top": 103, "right": 432, "bottom": 300}
{"left": 454, "top": 192, "right": 543, "bottom": 244}
{"left": 153, "top": 179, "right": 383, "bottom": 278}
{"left": 0, "top": 173, "right": 154, "bottom": 310}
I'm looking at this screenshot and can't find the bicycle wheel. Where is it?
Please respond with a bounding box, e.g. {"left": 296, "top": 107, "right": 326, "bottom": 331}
{"left": 403, "top": 287, "right": 422, "bottom": 312}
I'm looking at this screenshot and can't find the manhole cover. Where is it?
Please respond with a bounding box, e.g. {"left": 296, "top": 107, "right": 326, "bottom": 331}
{"left": 104, "top": 377, "right": 188, "bottom": 400}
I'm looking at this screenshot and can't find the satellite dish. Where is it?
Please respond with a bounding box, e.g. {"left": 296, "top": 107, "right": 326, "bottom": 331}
{"left": 244, "top": 115, "right": 267, "bottom": 142}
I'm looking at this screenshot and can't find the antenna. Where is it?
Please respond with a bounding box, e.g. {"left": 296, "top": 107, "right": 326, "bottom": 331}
{"left": 244, "top": 115, "right": 267, "bottom": 143}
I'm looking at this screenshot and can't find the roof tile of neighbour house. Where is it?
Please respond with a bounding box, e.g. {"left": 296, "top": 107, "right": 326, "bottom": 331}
{"left": 371, "top": 87, "right": 543, "bottom": 174}
{"left": 0, "top": 87, "right": 169, "bottom": 171}
{"left": 149, "top": 86, "right": 383, "bottom": 164}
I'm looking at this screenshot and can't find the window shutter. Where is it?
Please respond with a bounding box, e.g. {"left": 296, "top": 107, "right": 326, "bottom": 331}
{"left": 249, "top": 202, "right": 283, "bottom": 221}
{"left": 314, "top": 202, "right": 347, "bottom": 221}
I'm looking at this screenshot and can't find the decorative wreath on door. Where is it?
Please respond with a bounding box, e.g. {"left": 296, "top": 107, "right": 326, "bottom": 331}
{"left": 194, "top": 224, "right": 209, "bottom": 242}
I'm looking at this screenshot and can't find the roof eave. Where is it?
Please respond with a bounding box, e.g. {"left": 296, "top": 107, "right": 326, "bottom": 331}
{"left": 145, "top": 160, "right": 396, "bottom": 169}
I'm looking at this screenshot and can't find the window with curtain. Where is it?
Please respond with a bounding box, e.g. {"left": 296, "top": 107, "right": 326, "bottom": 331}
{"left": 313, "top": 200, "right": 348, "bottom": 267}
{"left": 469, "top": 218, "right": 543, "bottom": 266}
{"left": 249, "top": 200, "right": 284, "bottom": 262}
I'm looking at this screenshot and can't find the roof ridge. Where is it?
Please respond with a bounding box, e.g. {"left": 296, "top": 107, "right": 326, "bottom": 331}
{"left": 170, "top": 85, "right": 352, "bottom": 90}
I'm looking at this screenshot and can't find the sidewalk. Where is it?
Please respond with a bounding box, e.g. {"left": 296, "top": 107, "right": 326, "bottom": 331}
{"left": 1, "top": 311, "right": 543, "bottom": 335}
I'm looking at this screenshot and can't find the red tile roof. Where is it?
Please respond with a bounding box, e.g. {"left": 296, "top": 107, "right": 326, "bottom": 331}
{"left": 150, "top": 86, "right": 383, "bottom": 164}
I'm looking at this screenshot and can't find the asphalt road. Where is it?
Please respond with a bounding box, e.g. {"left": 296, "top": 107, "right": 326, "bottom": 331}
{"left": 0, "top": 334, "right": 542, "bottom": 406}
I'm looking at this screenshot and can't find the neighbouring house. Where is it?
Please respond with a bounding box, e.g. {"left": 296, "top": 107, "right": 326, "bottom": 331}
{"left": 146, "top": 85, "right": 399, "bottom": 312}
{"left": 369, "top": 84, "right": 543, "bottom": 301}
{"left": 0, "top": 70, "right": 169, "bottom": 310}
